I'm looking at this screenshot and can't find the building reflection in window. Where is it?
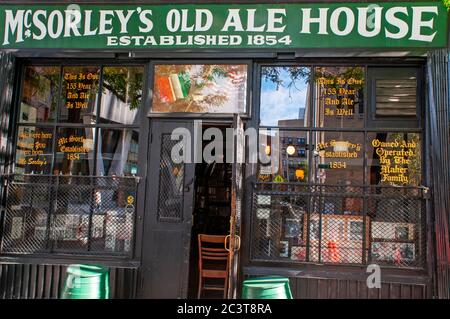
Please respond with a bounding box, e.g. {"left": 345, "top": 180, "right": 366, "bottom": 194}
{"left": 258, "top": 129, "right": 309, "bottom": 183}
{"left": 97, "top": 128, "right": 139, "bottom": 176}
{"left": 99, "top": 66, "right": 144, "bottom": 125}
{"left": 19, "top": 66, "right": 60, "bottom": 124}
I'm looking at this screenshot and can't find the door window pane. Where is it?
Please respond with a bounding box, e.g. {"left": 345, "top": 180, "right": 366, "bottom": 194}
{"left": 99, "top": 66, "right": 144, "bottom": 125}
{"left": 15, "top": 126, "right": 53, "bottom": 174}
{"left": 152, "top": 64, "right": 247, "bottom": 113}
{"left": 60, "top": 66, "right": 100, "bottom": 123}
{"left": 19, "top": 66, "right": 60, "bottom": 123}
{"left": 368, "top": 132, "right": 421, "bottom": 186}
{"left": 260, "top": 66, "right": 311, "bottom": 127}
{"left": 97, "top": 129, "right": 139, "bottom": 176}
{"left": 54, "top": 127, "right": 95, "bottom": 176}
{"left": 157, "top": 134, "right": 185, "bottom": 222}
{"left": 313, "top": 131, "right": 364, "bottom": 185}
{"left": 314, "top": 67, "right": 364, "bottom": 128}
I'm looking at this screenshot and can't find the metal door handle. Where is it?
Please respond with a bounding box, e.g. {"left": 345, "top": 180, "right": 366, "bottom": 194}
{"left": 224, "top": 235, "right": 231, "bottom": 252}
{"left": 235, "top": 235, "right": 241, "bottom": 251}
{"left": 224, "top": 235, "right": 241, "bottom": 252}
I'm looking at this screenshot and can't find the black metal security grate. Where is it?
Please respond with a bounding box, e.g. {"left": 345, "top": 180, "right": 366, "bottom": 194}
{"left": 250, "top": 183, "right": 427, "bottom": 268}
{"left": 157, "top": 134, "right": 185, "bottom": 223}
{"left": 0, "top": 174, "right": 138, "bottom": 256}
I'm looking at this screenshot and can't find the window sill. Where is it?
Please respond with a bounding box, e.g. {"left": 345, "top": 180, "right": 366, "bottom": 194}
{"left": 0, "top": 254, "right": 140, "bottom": 268}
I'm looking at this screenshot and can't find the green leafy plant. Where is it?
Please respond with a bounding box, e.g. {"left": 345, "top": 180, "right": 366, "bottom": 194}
{"left": 443, "top": 0, "right": 450, "bottom": 11}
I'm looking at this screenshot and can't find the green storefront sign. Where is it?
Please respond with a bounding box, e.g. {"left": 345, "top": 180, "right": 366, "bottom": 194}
{"left": 0, "top": 2, "right": 447, "bottom": 49}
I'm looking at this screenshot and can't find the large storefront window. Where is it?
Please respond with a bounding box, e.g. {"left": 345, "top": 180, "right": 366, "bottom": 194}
{"left": 251, "top": 65, "right": 425, "bottom": 268}
{"left": 2, "top": 64, "right": 144, "bottom": 257}
{"left": 14, "top": 65, "right": 143, "bottom": 176}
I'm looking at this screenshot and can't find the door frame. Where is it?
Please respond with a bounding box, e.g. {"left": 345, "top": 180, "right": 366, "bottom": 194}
{"left": 138, "top": 117, "right": 247, "bottom": 298}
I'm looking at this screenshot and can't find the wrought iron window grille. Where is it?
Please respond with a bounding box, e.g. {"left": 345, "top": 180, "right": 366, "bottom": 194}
{"left": 0, "top": 174, "right": 139, "bottom": 258}
{"left": 250, "top": 182, "right": 427, "bottom": 269}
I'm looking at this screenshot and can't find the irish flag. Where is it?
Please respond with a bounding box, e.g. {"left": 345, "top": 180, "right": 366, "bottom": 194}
{"left": 156, "top": 72, "right": 190, "bottom": 103}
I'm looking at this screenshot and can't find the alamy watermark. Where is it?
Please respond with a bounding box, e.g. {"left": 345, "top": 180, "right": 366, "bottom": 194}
{"left": 170, "top": 120, "right": 280, "bottom": 167}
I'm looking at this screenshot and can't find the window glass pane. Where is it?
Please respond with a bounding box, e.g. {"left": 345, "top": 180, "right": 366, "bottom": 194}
{"left": 258, "top": 129, "right": 309, "bottom": 183}
{"left": 97, "top": 128, "right": 139, "bottom": 176}
{"left": 251, "top": 193, "right": 308, "bottom": 262}
{"left": 15, "top": 126, "right": 53, "bottom": 174}
{"left": 157, "top": 134, "right": 185, "bottom": 222}
{"left": 1, "top": 175, "right": 51, "bottom": 253}
{"left": 52, "top": 176, "right": 91, "bottom": 251}
{"left": 100, "top": 66, "right": 144, "bottom": 125}
{"left": 313, "top": 131, "right": 364, "bottom": 185}
{"left": 54, "top": 127, "right": 95, "bottom": 175}
{"left": 367, "top": 133, "right": 423, "bottom": 267}
{"left": 368, "top": 186, "right": 424, "bottom": 267}
{"left": 19, "top": 66, "right": 59, "bottom": 123}
{"left": 375, "top": 78, "right": 417, "bottom": 117}
{"left": 367, "top": 132, "right": 421, "bottom": 186}
{"left": 60, "top": 66, "right": 100, "bottom": 123}
{"left": 260, "top": 66, "right": 311, "bottom": 127}
{"left": 308, "top": 213, "right": 366, "bottom": 264}
{"left": 152, "top": 64, "right": 247, "bottom": 113}
{"left": 314, "top": 67, "right": 364, "bottom": 128}
{"left": 90, "top": 177, "right": 136, "bottom": 254}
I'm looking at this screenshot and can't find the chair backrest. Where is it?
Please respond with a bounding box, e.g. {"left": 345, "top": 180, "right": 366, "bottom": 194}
{"left": 198, "top": 234, "right": 229, "bottom": 271}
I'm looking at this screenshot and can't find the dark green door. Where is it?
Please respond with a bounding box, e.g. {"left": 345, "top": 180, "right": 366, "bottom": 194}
{"left": 140, "top": 120, "right": 195, "bottom": 298}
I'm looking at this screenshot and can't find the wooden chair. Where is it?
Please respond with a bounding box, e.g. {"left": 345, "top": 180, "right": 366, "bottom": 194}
{"left": 197, "top": 234, "right": 230, "bottom": 299}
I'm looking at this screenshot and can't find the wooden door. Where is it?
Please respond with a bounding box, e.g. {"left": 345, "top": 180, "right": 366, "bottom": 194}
{"left": 140, "top": 120, "right": 195, "bottom": 298}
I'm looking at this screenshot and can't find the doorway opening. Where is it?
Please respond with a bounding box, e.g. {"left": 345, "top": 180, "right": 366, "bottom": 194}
{"left": 188, "top": 124, "right": 232, "bottom": 299}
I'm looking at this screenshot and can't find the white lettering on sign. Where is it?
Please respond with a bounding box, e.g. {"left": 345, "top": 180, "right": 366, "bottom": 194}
{"left": 357, "top": 7, "right": 382, "bottom": 37}
{"left": 385, "top": 7, "right": 409, "bottom": 39}
{"left": 299, "top": 8, "right": 330, "bottom": 35}
{"left": 0, "top": 5, "right": 443, "bottom": 47}
{"left": 410, "top": 6, "right": 438, "bottom": 42}
{"left": 299, "top": 6, "right": 439, "bottom": 41}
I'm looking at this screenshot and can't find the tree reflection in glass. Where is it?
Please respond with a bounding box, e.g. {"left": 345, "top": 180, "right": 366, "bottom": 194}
{"left": 260, "top": 66, "right": 311, "bottom": 127}
{"left": 152, "top": 64, "right": 247, "bottom": 113}
{"left": 100, "top": 66, "right": 144, "bottom": 125}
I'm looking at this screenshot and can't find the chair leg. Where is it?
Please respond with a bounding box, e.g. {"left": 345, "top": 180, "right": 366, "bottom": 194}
{"left": 197, "top": 276, "right": 203, "bottom": 299}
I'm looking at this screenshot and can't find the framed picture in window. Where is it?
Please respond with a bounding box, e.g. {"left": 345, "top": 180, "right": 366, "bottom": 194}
{"left": 394, "top": 226, "right": 410, "bottom": 241}
{"left": 279, "top": 241, "right": 289, "bottom": 257}
{"left": 349, "top": 221, "right": 363, "bottom": 241}
{"left": 284, "top": 218, "right": 302, "bottom": 238}
{"left": 371, "top": 242, "right": 415, "bottom": 263}
{"left": 290, "top": 246, "right": 306, "bottom": 261}
{"left": 309, "top": 219, "right": 320, "bottom": 241}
